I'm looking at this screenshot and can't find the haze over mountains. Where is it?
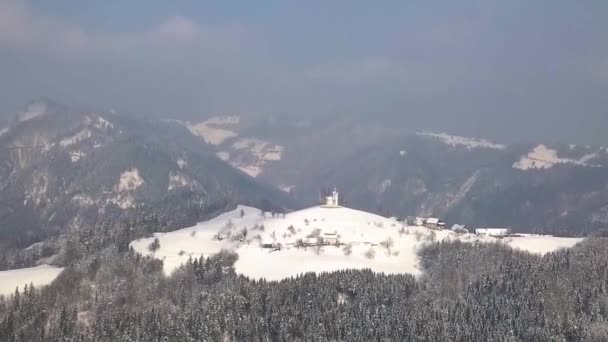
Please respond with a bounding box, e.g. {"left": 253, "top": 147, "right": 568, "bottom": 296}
{"left": 1, "top": 1, "right": 608, "bottom": 146}
{"left": 179, "top": 111, "right": 608, "bottom": 235}
{"left": 3, "top": 98, "right": 607, "bottom": 242}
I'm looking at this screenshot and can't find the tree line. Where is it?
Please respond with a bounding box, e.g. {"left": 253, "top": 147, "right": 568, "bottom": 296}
{"left": 1, "top": 226, "right": 608, "bottom": 340}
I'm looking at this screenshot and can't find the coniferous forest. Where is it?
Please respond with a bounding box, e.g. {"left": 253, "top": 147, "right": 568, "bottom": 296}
{"left": 1, "top": 225, "right": 608, "bottom": 341}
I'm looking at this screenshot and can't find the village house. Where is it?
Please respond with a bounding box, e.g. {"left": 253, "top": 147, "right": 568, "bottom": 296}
{"left": 424, "top": 218, "right": 446, "bottom": 230}
{"left": 322, "top": 233, "right": 339, "bottom": 245}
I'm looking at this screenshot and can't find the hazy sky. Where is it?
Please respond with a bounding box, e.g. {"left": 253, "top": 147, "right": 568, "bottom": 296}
{"left": 1, "top": 0, "right": 607, "bottom": 144}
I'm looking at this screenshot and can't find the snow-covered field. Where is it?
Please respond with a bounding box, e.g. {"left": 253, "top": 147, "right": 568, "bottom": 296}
{"left": 130, "top": 205, "right": 585, "bottom": 281}
{"left": 503, "top": 234, "right": 582, "bottom": 255}
{"left": 0, "top": 265, "right": 64, "bottom": 296}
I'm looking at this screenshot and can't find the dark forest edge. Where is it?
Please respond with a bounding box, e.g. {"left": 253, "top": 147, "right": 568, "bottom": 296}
{"left": 1, "top": 228, "right": 608, "bottom": 341}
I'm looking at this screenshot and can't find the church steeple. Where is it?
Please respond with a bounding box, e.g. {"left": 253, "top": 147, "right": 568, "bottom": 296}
{"left": 322, "top": 188, "right": 340, "bottom": 208}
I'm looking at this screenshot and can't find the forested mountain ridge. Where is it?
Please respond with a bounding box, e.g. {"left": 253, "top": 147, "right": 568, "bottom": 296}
{"left": 180, "top": 114, "right": 608, "bottom": 235}
{"left": 289, "top": 133, "right": 608, "bottom": 235}
{"left": 0, "top": 100, "right": 294, "bottom": 258}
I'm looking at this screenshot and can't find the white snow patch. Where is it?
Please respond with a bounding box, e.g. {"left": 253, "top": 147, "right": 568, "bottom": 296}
{"left": 25, "top": 171, "right": 48, "bottom": 203}
{"left": 399, "top": 150, "right": 407, "bottom": 156}
{"left": 70, "top": 151, "right": 86, "bottom": 162}
{"left": 59, "top": 129, "right": 92, "bottom": 147}
{"left": 187, "top": 123, "right": 237, "bottom": 145}
{"left": 107, "top": 194, "right": 136, "bottom": 209}
{"left": 513, "top": 144, "right": 598, "bottom": 170}
{"left": 0, "top": 125, "right": 8, "bottom": 137}
{"left": 232, "top": 138, "right": 284, "bottom": 161}
{"left": 238, "top": 165, "right": 262, "bottom": 178}
{"left": 0, "top": 265, "right": 64, "bottom": 296}
{"left": 131, "top": 205, "right": 582, "bottom": 281}
{"left": 417, "top": 131, "right": 506, "bottom": 150}
{"left": 72, "top": 194, "right": 95, "bottom": 206}
{"left": 185, "top": 116, "right": 240, "bottom": 145}
{"left": 504, "top": 235, "right": 582, "bottom": 255}
{"left": 216, "top": 151, "right": 230, "bottom": 161}
{"left": 177, "top": 158, "right": 187, "bottom": 169}
{"left": 116, "top": 168, "right": 144, "bottom": 192}
{"left": 225, "top": 138, "right": 284, "bottom": 177}
{"left": 168, "top": 171, "right": 199, "bottom": 191}
{"left": 280, "top": 185, "right": 295, "bottom": 193}
{"left": 443, "top": 170, "right": 479, "bottom": 209}
{"left": 95, "top": 116, "right": 114, "bottom": 129}
{"left": 204, "top": 116, "right": 240, "bottom": 125}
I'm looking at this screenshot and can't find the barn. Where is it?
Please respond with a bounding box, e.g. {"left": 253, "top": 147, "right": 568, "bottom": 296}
{"left": 424, "top": 218, "right": 446, "bottom": 230}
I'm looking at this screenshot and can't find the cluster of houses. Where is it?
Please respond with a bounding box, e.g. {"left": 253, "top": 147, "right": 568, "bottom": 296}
{"left": 302, "top": 232, "right": 339, "bottom": 246}
{"left": 261, "top": 232, "right": 341, "bottom": 250}
{"left": 409, "top": 216, "right": 512, "bottom": 237}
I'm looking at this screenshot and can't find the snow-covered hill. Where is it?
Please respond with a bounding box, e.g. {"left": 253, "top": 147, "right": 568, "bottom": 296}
{"left": 130, "top": 205, "right": 583, "bottom": 280}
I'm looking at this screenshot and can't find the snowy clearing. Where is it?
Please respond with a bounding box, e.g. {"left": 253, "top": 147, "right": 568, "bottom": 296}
{"left": 225, "top": 138, "right": 284, "bottom": 177}
{"left": 513, "top": 144, "right": 598, "bottom": 170}
{"left": 232, "top": 138, "right": 284, "bottom": 161}
{"left": 0, "top": 265, "right": 64, "bottom": 296}
{"left": 216, "top": 151, "right": 230, "bottom": 161}
{"left": 59, "top": 129, "right": 92, "bottom": 147}
{"left": 503, "top": 235, "right": 582, "bottom": 254}
{"left": 238, "top": 165, "right": 262, "bottom": 178}
{"left": 116, "top": 168, "right": 144, "bottom": 192}
{"left": 131, "top": 205, "right": 584, "bottom": 281}
{"left": 417, "top": 132, "right": 506, "bottom": 150}
{"left": 168, "top": 171, "right": 200, "bottom": 191}
{"left": 185, "top": 116, "right": 240, "bottom": 145}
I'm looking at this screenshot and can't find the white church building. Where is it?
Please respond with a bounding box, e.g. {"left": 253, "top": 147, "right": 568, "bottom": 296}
{"left": 321, "top": 188, "right": 340, "bottom": 208}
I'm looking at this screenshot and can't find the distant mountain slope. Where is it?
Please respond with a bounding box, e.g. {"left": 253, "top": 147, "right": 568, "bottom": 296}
{"left": 289, "top": 133, "right": 608, "bottom": 235}
{"left": 181, "top": 114, "right": 399, "bottom": 190}
{"left": 177, "top": 114, "right": 608, "bottom": 235}
{"left": 0, "top": 100, "right": 295, "bottom": 248}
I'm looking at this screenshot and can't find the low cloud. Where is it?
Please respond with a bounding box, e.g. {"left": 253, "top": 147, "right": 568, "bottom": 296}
{"left": 0, "top": 0, "right": 606, "bottom": 144}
